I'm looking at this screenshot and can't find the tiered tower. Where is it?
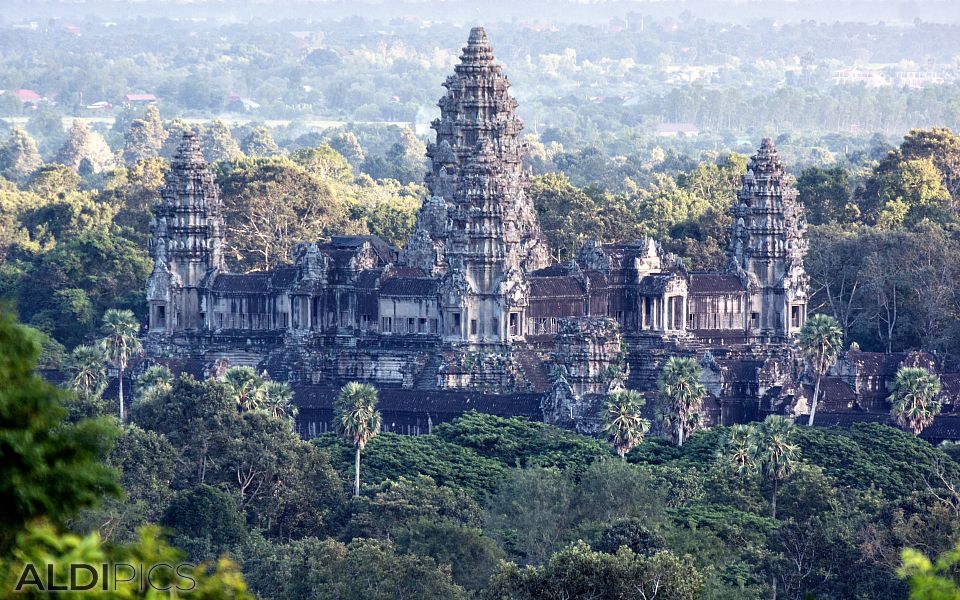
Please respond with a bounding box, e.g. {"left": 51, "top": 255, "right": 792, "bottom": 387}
{"left": 728, "top": 138, "right": 808, "bottom": 343}
{"left": 402, "top": 27, "right": 550, "bottom": 345}
{"left": 147, "top": 132, "right": 224, "bottom": 333}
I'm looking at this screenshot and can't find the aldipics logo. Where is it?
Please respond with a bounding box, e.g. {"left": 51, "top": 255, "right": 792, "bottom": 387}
{"left": 13, "top": 562, "right": 198, "bottom": 593}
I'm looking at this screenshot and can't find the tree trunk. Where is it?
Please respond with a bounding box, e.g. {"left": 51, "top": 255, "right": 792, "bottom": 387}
{"left": 677, "top": 420, "right": 684, "bottom": 447}
{"left": 118, "top": 368, "right": 125, "bottom": 422}
{"left": 771, "top": 478, "right": 778, "bottom": 520}
{"left": 354, "top": 445, "right": 361, "bottom": 497}
{"left": 807, "top": 374, "right": 822, "bottom": 426}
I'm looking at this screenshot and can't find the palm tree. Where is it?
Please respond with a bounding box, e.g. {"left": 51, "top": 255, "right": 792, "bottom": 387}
{"left": 98, "top": 309, "right": 143, "bottom": 422}
{"left": 720, "top": 423, "right": 756, "bottom": 478}
{"left": 135, "top": 365, "right": 174, "bottom": 404}
{"left": 222, "top": 366, "right": 262, "bottom": 412}
{"left": 601, "top": 389, "right": 651, "bottom": 459}
{"left": 799, "top": 314, "right": 844, "bottom": 426}
{"left": 258, "top": 381, "right": 298, "bottom": 422}
{"left": 656, "top": 357, "right": 706, "bottom": 447}
{"left": 67, "top": 345, "right": 108, "bottom": 402}
{"left": 889, "top": 367, "right": 943, "bottom": 436}
{"left": 335, "top": 381, "right": 382, "bottom": 497}
{"left": 752, "top": 415, "right": 799, "bottom": 519}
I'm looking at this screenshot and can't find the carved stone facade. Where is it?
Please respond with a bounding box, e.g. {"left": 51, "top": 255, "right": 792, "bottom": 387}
{"left": 145, "top": 28, "right": 830, "bottom": 435}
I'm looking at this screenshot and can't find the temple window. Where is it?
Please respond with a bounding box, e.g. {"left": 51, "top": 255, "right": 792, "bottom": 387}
{"left": 451, "top": 312, "right": 461, "bottom": 334}
{"left": 470, "top": 319, "right": 478, "bottom": 335}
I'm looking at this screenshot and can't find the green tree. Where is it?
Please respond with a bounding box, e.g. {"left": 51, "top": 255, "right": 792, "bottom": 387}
{"left": 797, "top": 166, "right": 851, "bottom": 225}
{"left": 719, "top": 423, "right": 756, "bottom": 478}
{"left": 601, "top": 389, "right": 650, "bottom": 458}
{"left": 335, "top": 381, "right": 383, "bottom": 497}
{"left": 98, "top": 308, "right": 143, "bottom": 422}
{"left": 121, "top": 105, "right": 167, "bottom": 166}
{"left": 656, "top": 357, "right": 706, "bottom": 447}
{"left": 222, "top": 365, "right": 262, "bottom": 412}
{"left": 799, "top": 313, "right": 844, "bottom": 426}
{"left": 54, "top": 121, "right": 116, "bottom": 174}
{"left": 240, "top": 126, "right": 280, "bottom": 157}
{"left": 328, "top": 131, "right": 365, "bottom": 171}
{"left": 898, "top": 543, "right": 960, "bottom": 600}
{"left": 752, "top": 415, "right": 799, "bottom": 519}
{"left": 485, "top": 541, "right": 705, "bottom": 600}
{"left": 889, "top": 367, "right": 943, "bottom": 436}
{"left": 201, "top": 119, "right": 242, "bottom": 163}
{"left": 131, "top": 375, "right": 237, "bottom": 486}
{"left": 0, "top": 127, "right": 42, "bottom": 181}
{"left": 134, "top": 364, "right": 173, "bottom": 404}
{"left": 23, "top": 162, "right": 80, "bottom": 198}
{"left": 162, "top": 484, "right": 249, "bottom": 560}
{"left": 216, "top": 157, "right": 350, "bottom": 271}
{"left": 292, "top": 144, "right": 354, "bottom": 183}
{"left": 257, "top": 380, "right": 297, "bottom": 422}
{"left": 0, "top": 309, "right": 119, "bottom": 553}
{"left": 65, "top": 344, "right": 108, "bottom": 418}
{"left": 244, "top": 536, "right": 466, "bottom": 600}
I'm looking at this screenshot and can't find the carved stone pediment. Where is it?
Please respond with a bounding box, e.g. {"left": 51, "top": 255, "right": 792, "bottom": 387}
{"left": 439, "top": 270, "right": 472, "bottom": 306}
{"left": 498, "top": 267, "right": 529, "bottom": 308}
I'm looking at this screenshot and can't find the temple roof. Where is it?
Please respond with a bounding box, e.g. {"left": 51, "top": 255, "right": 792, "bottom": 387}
{"left": 689, "top": 273, "right": 745, "bottom": 294}
{"left": 379, "top": 277, "right": 439, "bottom": 297}
{"left": 529, "top": 276, "right": 585, "bottom": 298}
{"left": 292, "top": 385, "right": 543, "bottom": 419}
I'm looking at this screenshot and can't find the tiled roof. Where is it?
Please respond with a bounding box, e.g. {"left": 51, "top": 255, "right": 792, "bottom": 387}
{"left": 379, "top": 277, "right": 438, "bottom": 297}
{"left": 270, "top": 266, "right": 298, "bottom": 288}
{"left": 689, "top": 273, "right": 744, "bottom": 294}
{"left": 292, "top": 385, "right": 542, "bottom": 418}
{"left": 529, "top": 276, "right": 585, "bottom": 298}
{"left": 212, "top": 267, "right": 299, "bottom": 293}
{"left": 530, "top": 263, "right": 579, "bottom": 277}
{"left": 212, "top": 273, "right": 271, "bottom": 293}
{"left": 389, "top": 266, "right": 430, "bottom": 278}
{"left": 584, "top": 271, "right": 608, "bottom": 288}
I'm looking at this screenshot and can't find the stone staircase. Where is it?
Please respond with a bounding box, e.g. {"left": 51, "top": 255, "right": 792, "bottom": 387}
{"left": 515, "top": 350, "right": 552, "bottom": 393}
{"left": 414, "top": 353, "right": 442, "bottom": 390}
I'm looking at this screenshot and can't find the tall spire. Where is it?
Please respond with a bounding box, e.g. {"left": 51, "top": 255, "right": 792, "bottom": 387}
{"left": 404, "top": 26, "right": 547, "bottom": 273}
{"left": 400, "top": 26, "right": 549, "bottom": 345}
{"left": 147, "top": 131, "right": 225, "bottom": 332}
{"left": 728, "top": 138, "right": 808, "bottom": 341}
{"left": 153, "top": 131, "right": 224, "bottom": 275}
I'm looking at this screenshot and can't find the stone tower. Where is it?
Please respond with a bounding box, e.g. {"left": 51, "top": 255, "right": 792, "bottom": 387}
{"left": 147, "top": 131, "right": 224, "bottom": 334}
{"left": 401, "top": 26, "right": 550, "bottom": 346}
{"left": 728, "top": 138, "right": 808, "bottom": 343}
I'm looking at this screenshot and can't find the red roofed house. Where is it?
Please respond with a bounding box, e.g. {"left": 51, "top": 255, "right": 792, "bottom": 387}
{"left": 14, "top": 89, "right": 43, "bottom": 104}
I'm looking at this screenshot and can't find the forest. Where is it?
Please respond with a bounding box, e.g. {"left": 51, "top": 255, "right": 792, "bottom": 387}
{"left": 2, "top": 310, "right": 960, "bottom": 598}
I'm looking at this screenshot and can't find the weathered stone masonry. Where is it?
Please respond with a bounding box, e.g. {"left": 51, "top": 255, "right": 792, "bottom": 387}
{"left": 144, "top": 27, "right": 960, "bottom": 440}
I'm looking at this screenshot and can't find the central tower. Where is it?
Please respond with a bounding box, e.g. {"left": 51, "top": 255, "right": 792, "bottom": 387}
{"left": 402, "top": 27, "right": 550, "bottom": 346}
{"left": 728, "top": 138, "right": 808, "bottom": 344}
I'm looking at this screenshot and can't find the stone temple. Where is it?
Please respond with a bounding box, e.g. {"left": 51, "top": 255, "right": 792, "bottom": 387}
{"left": 145, "top": 28, "right": 960, "bottom": 439}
